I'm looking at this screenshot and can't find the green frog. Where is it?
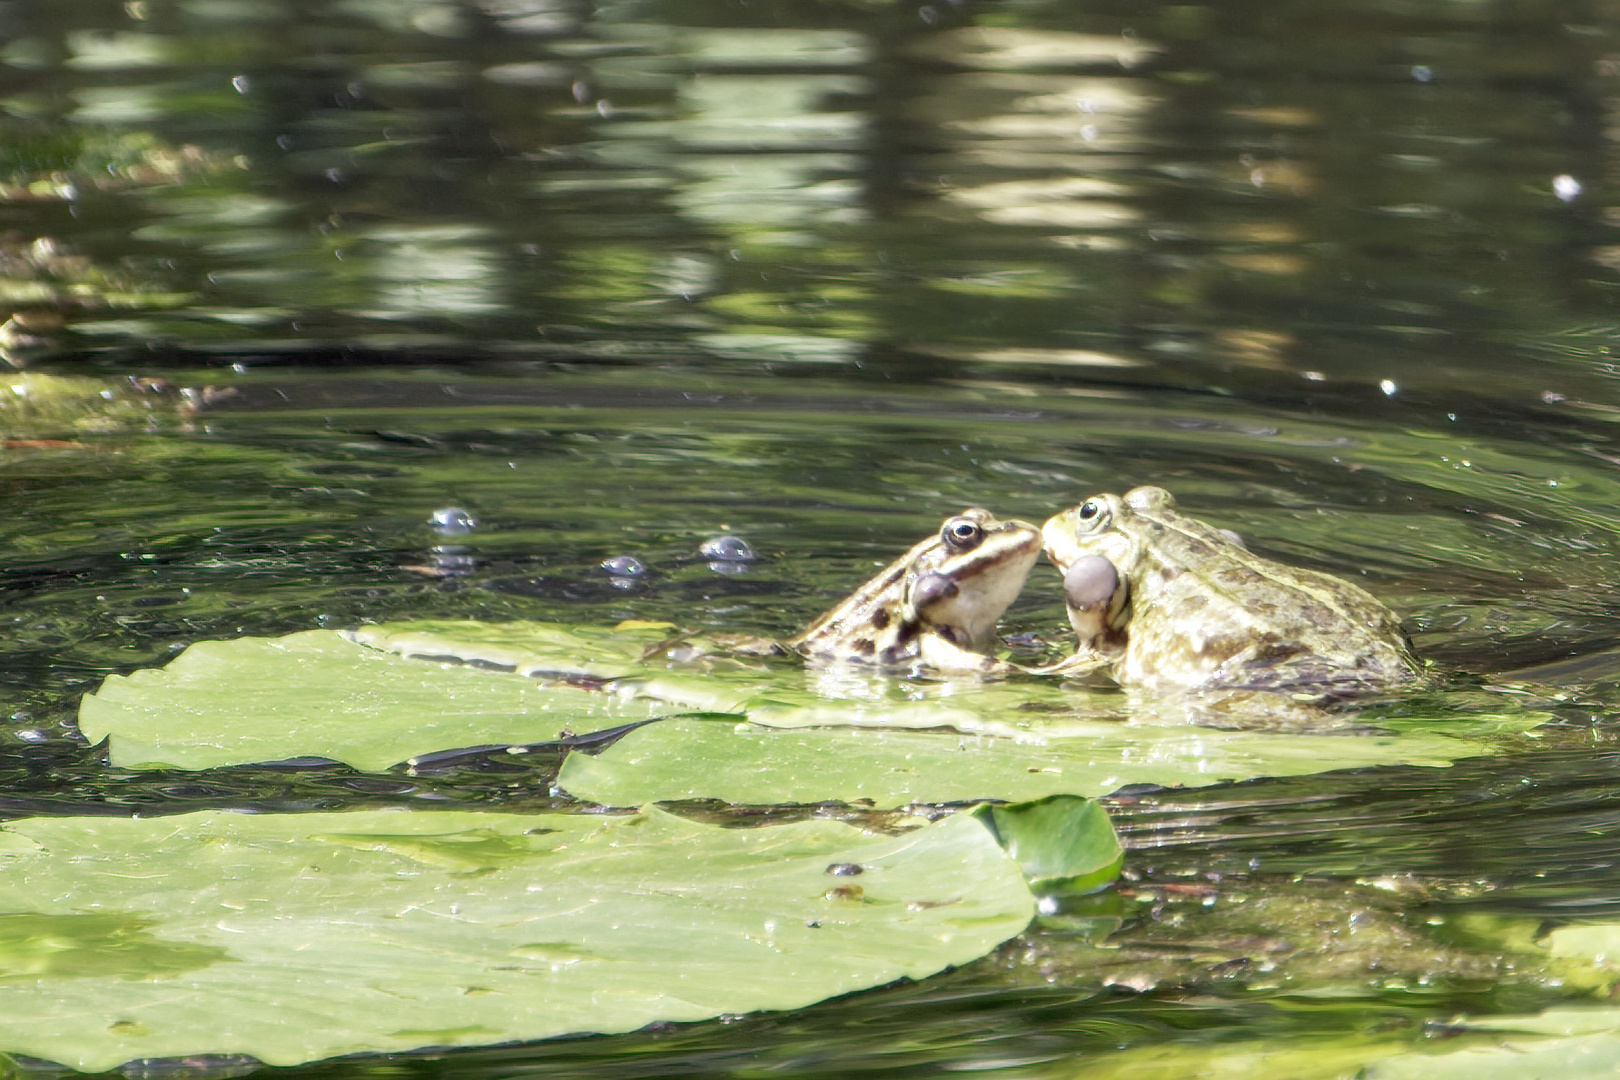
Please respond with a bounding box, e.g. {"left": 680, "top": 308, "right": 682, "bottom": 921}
{"left": 1040, "top": 486, "right": 1420, "bottom": 700}
{"left": 789, "top": 508, "right": 1042, "bottom": 674}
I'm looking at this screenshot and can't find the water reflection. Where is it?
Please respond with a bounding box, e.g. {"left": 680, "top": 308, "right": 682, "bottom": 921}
{"left": 0, "top": 0, "right": 1605, "bottom": 403}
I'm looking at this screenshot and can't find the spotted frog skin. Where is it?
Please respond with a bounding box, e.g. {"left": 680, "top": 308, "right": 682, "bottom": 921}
{"left": 789, "top": 508, "right": 1041, "bottom": 674}
{"left": 1040, "top": 486, "right": 1419, "bottom": 698}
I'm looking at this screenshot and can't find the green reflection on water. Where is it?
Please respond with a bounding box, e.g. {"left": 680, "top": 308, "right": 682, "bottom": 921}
{"left": 0, "top": 0, "right": 1609, "bottom": 407}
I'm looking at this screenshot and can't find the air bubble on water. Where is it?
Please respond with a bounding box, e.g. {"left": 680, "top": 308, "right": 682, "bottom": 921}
{"left": 430, "top": 507, "right": 476, "bottom": 534}
{"left": 1411, "top": 65, "right": 1433, "bottom": 82}
{"left": 1379, "top": 379, "right": 1397, "bottom": 396}
{"left": 1553, "top": 174, "right": 1582, "bottom": 202}
{"left": 602, "top": 555, "right": 645, "bottom": 578}
{"left": 700, "top": 535, "right": 755, "bottom": 563}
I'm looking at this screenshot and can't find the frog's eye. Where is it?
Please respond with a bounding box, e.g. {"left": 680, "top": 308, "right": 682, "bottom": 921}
{"left": 1075, "top": 498, "right": 1107, "bottom": 528}
{"left": 941, "top": 517, "right": 983, "bottom": 551}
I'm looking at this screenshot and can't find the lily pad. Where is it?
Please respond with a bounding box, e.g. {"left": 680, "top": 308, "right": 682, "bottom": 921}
{"left": 78, "top": 629, "right": 665, "bottom": 772}
{"left": 349, "top": 618, "right": 685, "bottom": 680}
{"left": 80, "top": 622, "right": 1547, "bottom": 790}
{"left": 0, "top": 805, "right": 1034, "bottom": 1072}
{"left": 552, "top": 714, "right": 1494, "bottom": 810}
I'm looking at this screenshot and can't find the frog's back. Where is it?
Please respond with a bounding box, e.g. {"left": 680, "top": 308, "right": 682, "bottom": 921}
{"left": 1120, "top": 534, "right": 1420, "bottom": 697}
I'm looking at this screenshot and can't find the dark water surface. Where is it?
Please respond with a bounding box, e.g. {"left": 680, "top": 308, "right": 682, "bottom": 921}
{"left": 3, "top": 0, "right": 1620, "bottom": 1075}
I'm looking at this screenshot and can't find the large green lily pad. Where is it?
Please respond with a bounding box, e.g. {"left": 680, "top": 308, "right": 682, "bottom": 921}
{"left": 78, "top": 629, "right": 666, "bottom": 772}
{"left": 0, "top": 805, "right": 1034, "bottom": 1072}
{"left": 552, "top": 715, "right": 1492, "bottom": 809}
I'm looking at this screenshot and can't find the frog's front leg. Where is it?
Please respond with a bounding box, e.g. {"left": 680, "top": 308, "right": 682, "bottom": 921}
{"left": 1025, "top": 650, "right": 1113, "bottom": 679}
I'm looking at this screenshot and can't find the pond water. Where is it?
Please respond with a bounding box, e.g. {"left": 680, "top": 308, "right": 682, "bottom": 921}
{"left": 5, "top": 0, "right": 1620, "bottom": 1075}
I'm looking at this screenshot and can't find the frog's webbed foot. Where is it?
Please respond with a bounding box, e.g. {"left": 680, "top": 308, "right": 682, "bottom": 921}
{"left": 644, "top": 632, "right": 786, "bottom": 666}
{"left": 1025, "top": 651, "right": 1113, "bottom": 680}
{"left": 709, "top": 632, "right": 789, "bottom": 657}
{"left": 916, "top": 635, "right": 1016, "bottom": 677}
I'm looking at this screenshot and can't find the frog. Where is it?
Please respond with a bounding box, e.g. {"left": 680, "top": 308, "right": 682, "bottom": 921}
{"left": 1038, "top": 486, "right": 1420, "bottom": 702}
{"left": 788, "top": 507, "right": 1042, "bottom": 675}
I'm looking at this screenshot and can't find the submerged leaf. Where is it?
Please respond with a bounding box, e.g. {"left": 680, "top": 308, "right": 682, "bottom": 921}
{"left": 0, "top": 806, "right": 1033, "bottom": 1071}
{"left": 1037, "top": 911, "right": 1620, "bottom": 1079}
{"left": 1062, "top": 1015, "right": 1620, "bottom": 1080}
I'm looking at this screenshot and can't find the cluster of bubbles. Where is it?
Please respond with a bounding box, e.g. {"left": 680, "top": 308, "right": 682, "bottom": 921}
{"left": 602, "top": 535, "right": 757, "bottom": 589}
{"left": 426, "top": 508, "right": 756, "bottom": 587}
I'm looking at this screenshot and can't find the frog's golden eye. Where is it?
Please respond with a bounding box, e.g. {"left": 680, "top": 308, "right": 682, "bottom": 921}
{"left": 941, "top": 517, "right": 983, "bottom": 551}
{"left": 1071, "top": 497, "right": 1111, "bottom": 534}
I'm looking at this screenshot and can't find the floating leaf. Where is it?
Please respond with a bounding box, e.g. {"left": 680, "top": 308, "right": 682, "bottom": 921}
{"left": 553, "top": 714, "right": 1496, "bottom": 810}
{"left": 0, "top": 806, "right": 1033, "bottom": 1072}
{"left": 348, "top": 619, "right": 681, "bottom": 680}
{"left": 78, "top": 630, "right": 663, "bottom": 771}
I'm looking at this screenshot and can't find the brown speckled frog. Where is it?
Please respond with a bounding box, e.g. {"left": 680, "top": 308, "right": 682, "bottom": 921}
{"left": 1039, "top": 486, "right": 1420, "bottom": 700}
{"left": 789, "top": 508, "right": 1041, "bottom": 675}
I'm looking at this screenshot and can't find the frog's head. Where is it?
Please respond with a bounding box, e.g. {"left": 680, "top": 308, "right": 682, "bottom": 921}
{"left": 904, "top": 509, "right": 1040, "bottom": 647}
